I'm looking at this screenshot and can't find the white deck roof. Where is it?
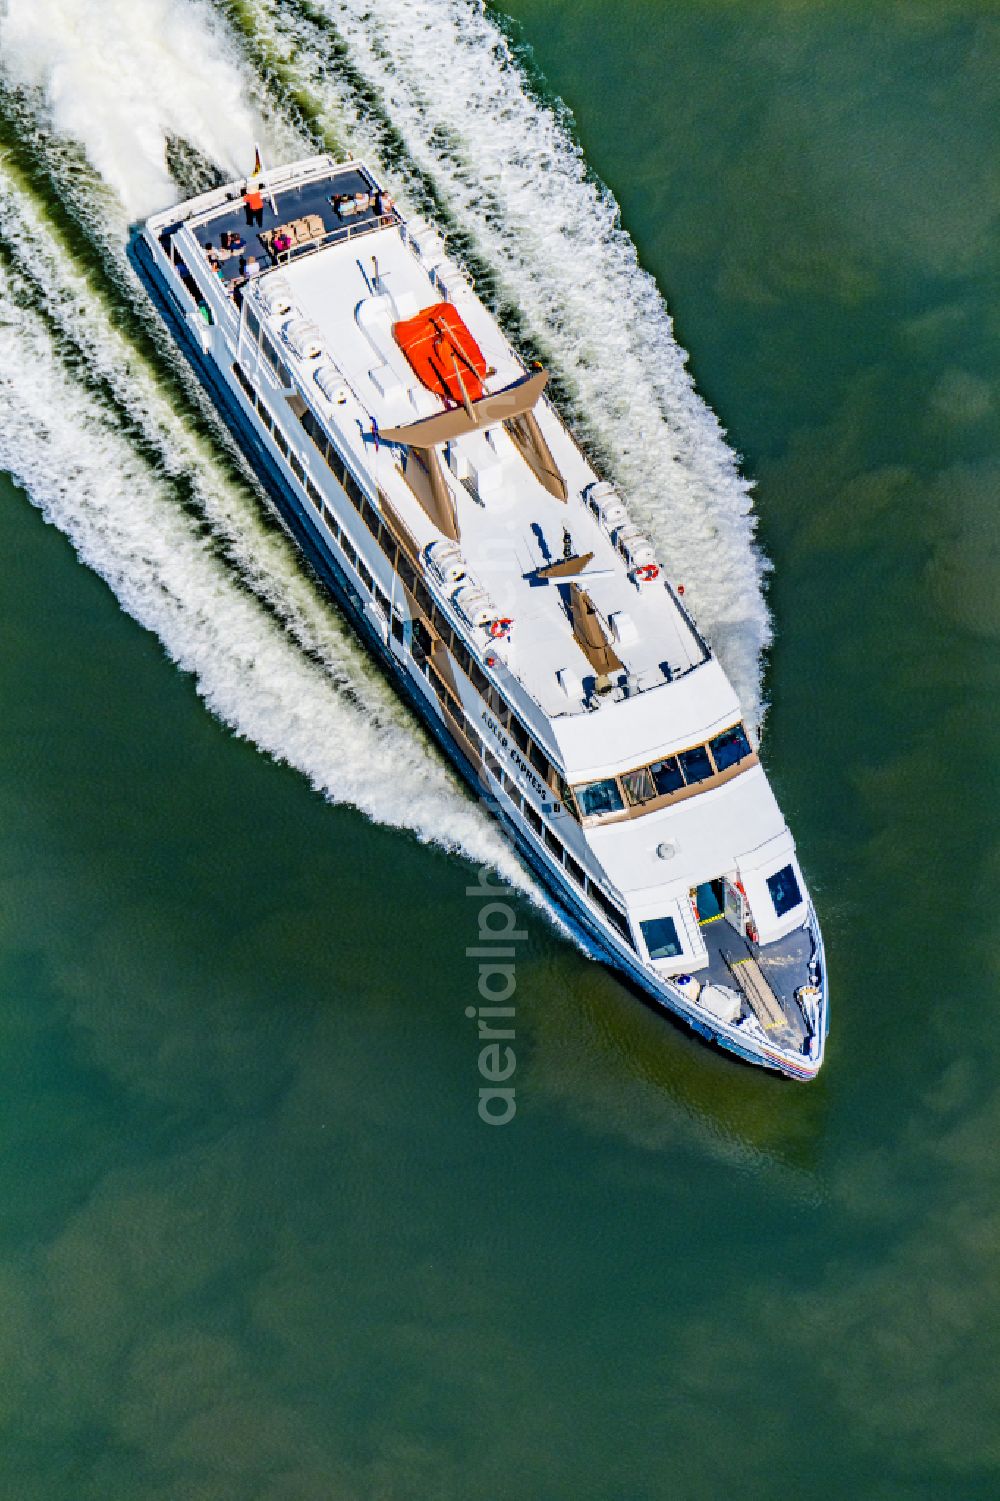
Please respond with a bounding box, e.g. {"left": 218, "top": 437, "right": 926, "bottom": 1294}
{"left": 587, "top": 764, "right": 792, "bottom": 905}
{"left": 252, "top": 216, "right": 734, "bottom": 776}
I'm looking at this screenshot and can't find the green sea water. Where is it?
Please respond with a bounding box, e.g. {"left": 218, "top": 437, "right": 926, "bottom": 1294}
{"left": 1, "top": 2, "right": 999, "bottom": 1497}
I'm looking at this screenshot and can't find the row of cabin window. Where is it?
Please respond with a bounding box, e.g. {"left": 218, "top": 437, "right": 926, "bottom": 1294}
{"left": 231, "top": 363, "right": 632, "bottom": 946}
{"left": 233, "top": 363, "right": 322, "bottom": 507}
{"left": 294, "top": 397, "right": 566, "bottom": 804}
{"left": 297, "top": 406, "right": 405, "bottom": 566}
{"left": 421, "top": 662, "right": 631, "bottom": 945}
{"left": 233, "top": 363, "right": 389, "bottom": 602}
{"left": 409, "top": 588, "right": 557, "bottom": 792}
{"left": 572, "top": 723, "right": 755, "bottom": 822}
{"left": 243, "top": 307, "right": 293, "bottom": 389}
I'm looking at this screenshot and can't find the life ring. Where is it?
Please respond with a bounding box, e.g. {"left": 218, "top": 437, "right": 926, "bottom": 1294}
{"left": 488, "top": 617, "right": 513, "bottom": 639}
{"left": 635, "top": 563, "right": 659, "bottom": 583}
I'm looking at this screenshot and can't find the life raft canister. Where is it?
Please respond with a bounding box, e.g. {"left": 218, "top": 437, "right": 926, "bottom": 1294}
{"left": 636, "top": 563, "right": 660, "bottom": 583}
{"left": 488, "top": 617, "right": 513, "bottom": 640}
{"left": 393, "top": 302, "right": 488, "bottom": 406}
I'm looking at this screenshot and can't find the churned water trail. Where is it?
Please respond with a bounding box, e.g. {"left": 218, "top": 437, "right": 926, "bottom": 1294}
{"left": 0, "top": 241, "right": 531, "bottom": 883}
{"left": 225, "top": 0, "right": 771, "bottom": 727}
{"left": 0, "top": 0, "right": 271, "bottom": 217}
{"left": 0, "top": 2, "right": 535, "bottom": 890}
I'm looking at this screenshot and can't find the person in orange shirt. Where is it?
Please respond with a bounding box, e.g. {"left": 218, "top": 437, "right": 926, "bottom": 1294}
{"left": 243, "top": 182, "right": 265, "bottom": 228}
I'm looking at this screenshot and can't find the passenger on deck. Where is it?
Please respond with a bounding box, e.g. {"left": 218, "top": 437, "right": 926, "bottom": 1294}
{"left": 221, "top": 229, "right": 244, "bottom": 253}
{"left": 244, "top": 254, "right": 261, "bottom": 277}
{"left": 377, "top": 190, "right": 395, "bottom": 217}
{"left": 243, "top": 182, "right": 265, "bottom": 228}
{"left": 231, "top": 259, "right": 248, "bottom": 303}
{"left": 272, "top": 230, "right": 292, "bottom": 260}
{"left": 204, "top": 240, "right": 221, "bottom": 269}
{"left": 354, "top": 191, "right": 371, "bottom": 213}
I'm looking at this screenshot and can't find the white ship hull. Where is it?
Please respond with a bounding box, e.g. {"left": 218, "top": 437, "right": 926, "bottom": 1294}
{"left": 132, "top": 154, "right": 828, "bottom": 1079}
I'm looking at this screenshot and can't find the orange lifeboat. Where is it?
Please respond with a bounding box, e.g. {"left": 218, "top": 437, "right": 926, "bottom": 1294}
{"left": 393, "top": 302, "right": 488, "bottom": 406}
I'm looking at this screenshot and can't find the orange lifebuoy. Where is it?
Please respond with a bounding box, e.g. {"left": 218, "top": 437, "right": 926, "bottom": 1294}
{"left": 636, "top": 563, "right": 659, "bottom": 583}
{"left": 488, "top": 617, "right": 513, "bottom": 639}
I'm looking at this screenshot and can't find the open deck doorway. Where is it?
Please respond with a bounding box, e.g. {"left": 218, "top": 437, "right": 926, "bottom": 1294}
{"left": 693, "top": 879, "right": 725, "bottom": 924}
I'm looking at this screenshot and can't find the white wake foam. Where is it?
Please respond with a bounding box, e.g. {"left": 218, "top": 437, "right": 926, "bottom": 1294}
{"left": 231, "top": 0, "right": 771, "bottom": 729}
{"left": 0, "top": 85, "right": 535, "bottom": 891}
{"left": 0, "top": 0, "right": 274, "bottom": 218}
{"left": 0, "top": 249, "right": 534, "bottom": 886}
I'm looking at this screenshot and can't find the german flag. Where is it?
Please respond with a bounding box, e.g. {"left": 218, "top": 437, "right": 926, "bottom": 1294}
{"left": 251, "top": 145, "right": 263, "bottom": 179}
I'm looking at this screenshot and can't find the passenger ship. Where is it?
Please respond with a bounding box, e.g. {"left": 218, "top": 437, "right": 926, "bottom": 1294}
{"left": 133, "top": 153, "right": 828, "bottom": 1078}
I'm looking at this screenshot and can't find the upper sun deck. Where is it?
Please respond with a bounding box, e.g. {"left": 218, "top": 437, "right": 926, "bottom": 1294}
{"left": 149, "top": 157, "right": 741, "bottom": 773}
{"left": 148, "top": 154, "right": 395, "bottom": 269}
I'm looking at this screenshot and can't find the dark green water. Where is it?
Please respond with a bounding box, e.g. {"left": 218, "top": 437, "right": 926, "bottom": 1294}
{"left": 2, "top": 2, "right": 999, "bottom": 1496}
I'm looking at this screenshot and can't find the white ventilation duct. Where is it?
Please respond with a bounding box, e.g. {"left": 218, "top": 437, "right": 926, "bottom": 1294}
{"left": 556, "top": 666, "right": 583, "bottom": 701}
{"left": 608, "top": 610, "right": 638, "bottom": 646}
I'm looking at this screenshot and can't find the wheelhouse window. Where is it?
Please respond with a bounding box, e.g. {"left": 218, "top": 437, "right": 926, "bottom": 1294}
{"left": 711, "top": 724, "right": 752, "bottom": 772}
{"left": 575, "top": 778, "right": 624, "bottom": 820}
{"left": 582, "top": 724, "right": 756, "bottom": 827}
{"left": 679, "top": 745, "right": 713, "bottom": 784}
{"left": 766, "top": 864, "right": 802, "bottom": 918}
{"left": 622, "top": 767, "right": 655, "bottom": 806}
{"left": 650, "top": 757, "right": 685, "bottom": 796}
{"left": 640, "top": 916, "right": 683, "bottom": 962}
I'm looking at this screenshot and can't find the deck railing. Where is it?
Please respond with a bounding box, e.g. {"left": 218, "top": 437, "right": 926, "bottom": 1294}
{"left": 270, "top": 212, "right": 398, "bottom": 270}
